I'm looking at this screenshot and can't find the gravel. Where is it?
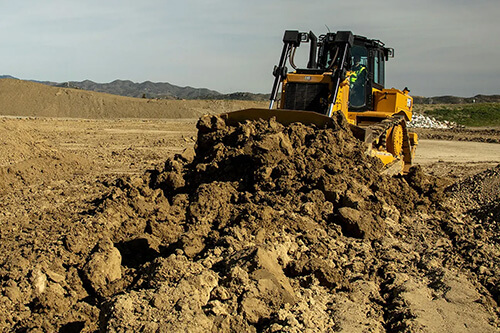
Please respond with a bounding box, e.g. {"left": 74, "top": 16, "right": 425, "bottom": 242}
{"left": 408, "top": 114, "right": 460, "bottom": 129}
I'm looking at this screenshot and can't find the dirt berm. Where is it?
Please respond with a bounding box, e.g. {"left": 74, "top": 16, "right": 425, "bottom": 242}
{"left": 0, "top": 78, "right": 266, "bottom": 119}
{"left": 1, "top": 112, "right": 499, "bottom": 332}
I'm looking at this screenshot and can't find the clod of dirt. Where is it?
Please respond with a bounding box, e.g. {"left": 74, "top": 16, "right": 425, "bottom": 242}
{"left": 337, "top": 206, "right": 385, "bottom": 239}
{"left": 82, "top": 238, "right": 122, "bottom": 297}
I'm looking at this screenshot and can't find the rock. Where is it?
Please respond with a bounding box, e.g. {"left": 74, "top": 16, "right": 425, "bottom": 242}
{"left": 408, "top": 114, "right": 458, "bottom": 129}
{"left": 30, "top": 268, "right": 47, "bottom": 295}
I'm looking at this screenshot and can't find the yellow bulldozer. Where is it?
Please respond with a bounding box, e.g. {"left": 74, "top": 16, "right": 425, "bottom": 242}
{"left": 222, "top": 30, "right": 418, "bottom": 174}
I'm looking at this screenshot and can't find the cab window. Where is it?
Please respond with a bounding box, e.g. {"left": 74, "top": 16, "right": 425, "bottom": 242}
{"left": 349, "top": 45, "right": 368, "bottom": 108}
{"left": 373, "top": 51, "right": 385, "bottom": 86}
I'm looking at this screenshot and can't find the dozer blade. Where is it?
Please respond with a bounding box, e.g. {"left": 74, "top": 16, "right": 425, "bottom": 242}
{"left": 220, "top": 108, "right": 337, "bottom": 128}
{"left": 220, "top": 108, "right": 372, "bottom": 143}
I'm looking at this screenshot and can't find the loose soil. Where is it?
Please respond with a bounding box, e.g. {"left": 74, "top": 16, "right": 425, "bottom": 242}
{"left": 0, "top": 80, "right": 499, "bottom": 332}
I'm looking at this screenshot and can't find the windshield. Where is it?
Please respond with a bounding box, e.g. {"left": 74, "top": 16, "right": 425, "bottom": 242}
{"left": 327, "top": 47, "right": 339, "bottom": 69}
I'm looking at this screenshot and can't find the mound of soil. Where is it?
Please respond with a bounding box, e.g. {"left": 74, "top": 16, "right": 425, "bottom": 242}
{"left": 1, "top": 113, "right": 499, "bottom": 332}
{"left": 0, "top": 79, "right": 266, "bottom": 119}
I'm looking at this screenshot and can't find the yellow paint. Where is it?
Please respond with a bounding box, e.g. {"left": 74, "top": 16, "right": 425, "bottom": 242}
{"left": 373, "top": 88, "right": 413, "bottom": 121}
{"left": 408, "top": 132, "right": 418, "bottom": 146}
{"left": 386, "top": 124, "right": 403, "bottom": 156}
{"left": 372, "top": 151, "right": 396, "bottom": 165}
{"left": 284, "top": 73, "right": 333, "bottom": 84}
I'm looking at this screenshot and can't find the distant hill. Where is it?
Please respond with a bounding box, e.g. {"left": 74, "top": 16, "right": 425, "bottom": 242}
{"left": 50, "top": 79, "right": 223, "bottom": 100}
{"left": 0, "top": 78, "right": 267, "bottom": 119}
{"left": 0, "top": 75, "right": 17, "bottom": 80}
{"left": 1, "top": 76, "right": 269, "bottom": 101}
{"left": 54, "top": 79, "right": 270, "bottom": 101}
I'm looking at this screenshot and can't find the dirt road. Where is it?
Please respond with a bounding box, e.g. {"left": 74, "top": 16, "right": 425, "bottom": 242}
{"left": 416, "top": 139, "right": 500, "bottom": 164}
{"left": 415, "top": 139, "right": 500, "bottom": 179}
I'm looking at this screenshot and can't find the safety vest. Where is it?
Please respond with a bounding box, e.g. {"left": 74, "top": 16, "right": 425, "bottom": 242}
{"left": 350, "top": 65, "right": 366, "bottom": 84}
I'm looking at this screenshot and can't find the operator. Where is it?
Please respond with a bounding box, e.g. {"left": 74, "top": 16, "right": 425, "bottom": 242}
{"left": 350, "top": 55, "right": 366, "bottom": 87}
{"left": 350, "top": 55, "right": 367, "bottom": 106}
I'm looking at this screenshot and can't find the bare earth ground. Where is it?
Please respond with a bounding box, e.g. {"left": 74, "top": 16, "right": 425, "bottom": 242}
{"left": 1, "top": 117, "right": 499, "bottom": 332}
{"left": 0, "top": 80, "right": 500, "bottom": 332}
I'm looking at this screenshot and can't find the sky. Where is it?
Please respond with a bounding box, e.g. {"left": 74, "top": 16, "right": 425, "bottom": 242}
{"left": 1, "top": 0, "right": 499, "bottom": 97}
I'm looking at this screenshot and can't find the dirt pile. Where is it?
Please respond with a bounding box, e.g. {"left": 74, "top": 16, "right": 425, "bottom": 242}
{"left": 0, "top": 78, "right": 266, "bottom": 119}
{"left": 1, "top": 113, "right": 499, "bottom": 332}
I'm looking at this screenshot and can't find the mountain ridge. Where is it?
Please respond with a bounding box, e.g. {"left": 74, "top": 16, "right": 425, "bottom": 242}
{"left": 2, "top": 75, "right": 499, "bottom": 104}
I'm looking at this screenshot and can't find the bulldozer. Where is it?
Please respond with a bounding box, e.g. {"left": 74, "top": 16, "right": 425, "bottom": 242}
{"left": 221, "top": 30, "right": 418, "bottom": 174}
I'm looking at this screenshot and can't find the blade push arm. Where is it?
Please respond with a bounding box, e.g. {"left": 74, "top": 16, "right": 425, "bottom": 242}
{"left": 269, "top": 30, "right": 317, "bottom": 109}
